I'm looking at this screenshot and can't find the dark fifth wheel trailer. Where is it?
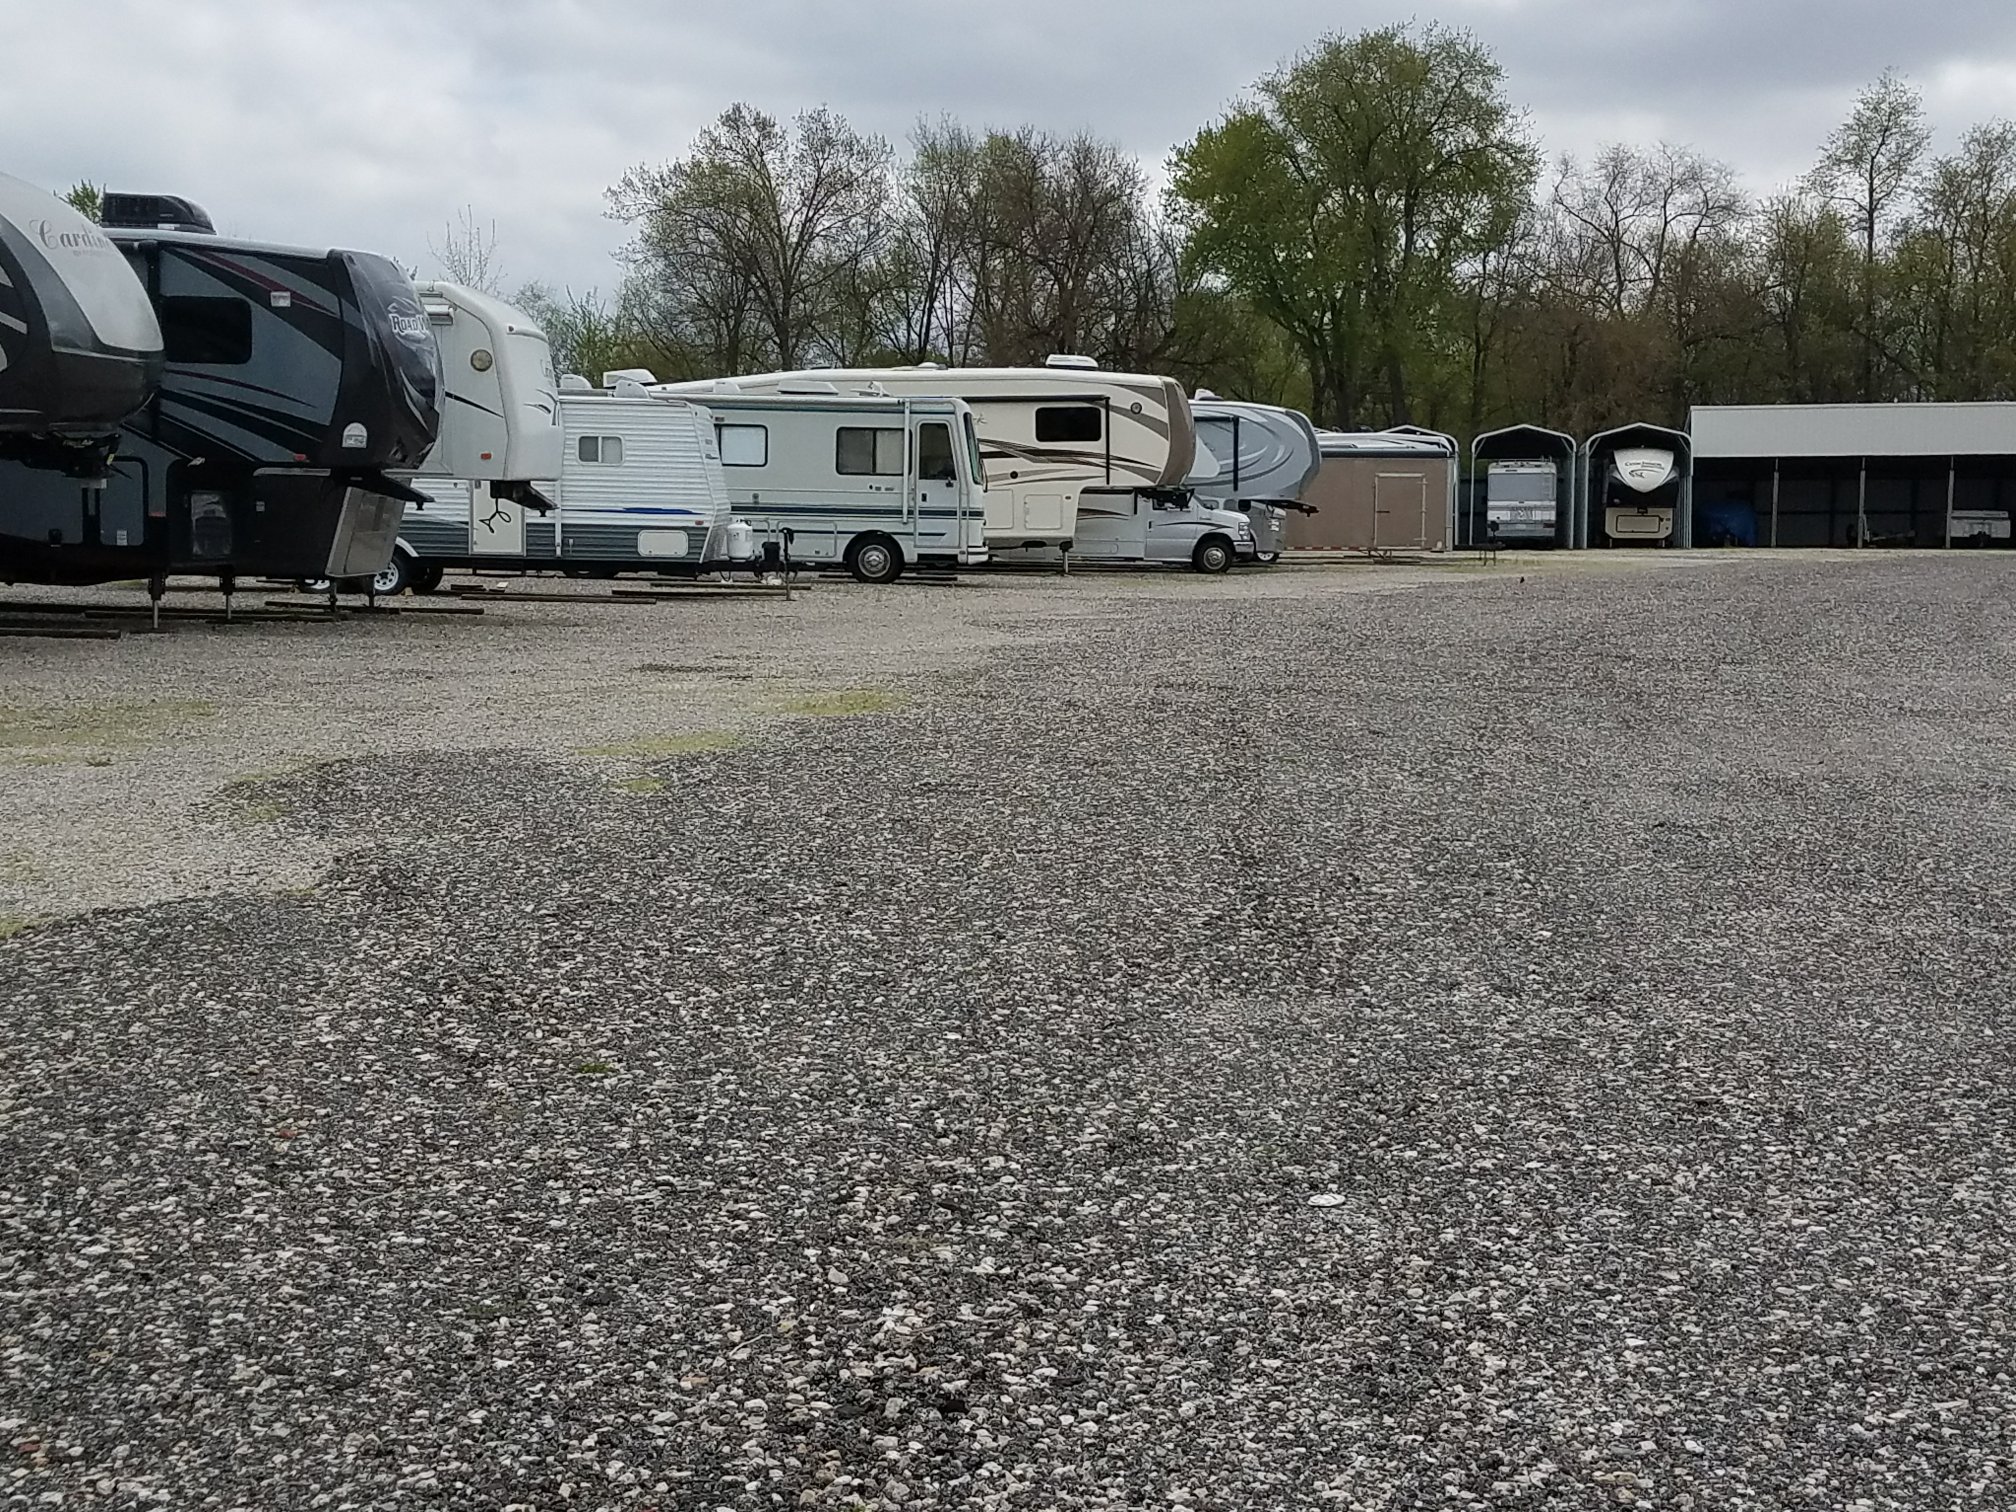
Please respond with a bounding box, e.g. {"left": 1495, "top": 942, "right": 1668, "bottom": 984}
{"left": 0, "top": 172, "right": 162, "bottom": 477}
{"left": 0, "top": 193, "right": 440, "bottom": 594}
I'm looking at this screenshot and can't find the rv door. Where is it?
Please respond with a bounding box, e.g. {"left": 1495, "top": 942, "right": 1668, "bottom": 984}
{"left": 915, "top": 416, "right": 960, "bottom": 548}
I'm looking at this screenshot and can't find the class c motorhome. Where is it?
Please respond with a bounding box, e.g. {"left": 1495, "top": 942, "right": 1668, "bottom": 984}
{"left": 655, "top": 357, "right": 1194, "bottom": 556}
{"left": 0, "top": 172, "right": 162, "bottom": 482}
{"left": 0, "top": 191, "right": 440, "bottom": 593}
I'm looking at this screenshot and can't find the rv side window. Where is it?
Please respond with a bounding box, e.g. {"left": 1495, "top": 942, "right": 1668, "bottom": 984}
{"left": 578, "top": 435, "right": 624, "bottom": 465}
{"left": 717, "top": 424, "right": 768, "bottom": 467}
{"left": 1035, "top": 405, "right": 1102, "bottom": 444}
{"left": 917, "top": 423, "right": 956, "bottom": 482}
{"left": 836, "top": 427, "right": 904, "bottom": 476}
{"left": 160, "top": 296, "right": 253, "bottom": 365}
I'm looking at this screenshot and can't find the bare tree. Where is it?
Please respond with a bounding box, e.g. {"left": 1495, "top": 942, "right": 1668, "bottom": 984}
{"left": 430, "top": 206, "right": 507, "bottom": 294}
{"left": 611, "top": 104, "right": 893, "bottom": 372}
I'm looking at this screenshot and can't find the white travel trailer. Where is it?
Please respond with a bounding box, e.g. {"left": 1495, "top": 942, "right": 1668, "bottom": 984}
{"left": 394, "top": 384, "right": 738, "bottom": 584}
{"left": 673, "top": 384, "right": 989, "bottom": 582}
{"left": 655, "top": 357, "right": 1195, "bottom": 553}
{"left": 1187, "top": 395, "right": 1323, "bottom": 561}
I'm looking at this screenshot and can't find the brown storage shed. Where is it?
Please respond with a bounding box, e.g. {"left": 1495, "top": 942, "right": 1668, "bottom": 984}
{"left": 1291, "top": 430, "right": 1457, "bottom": 551}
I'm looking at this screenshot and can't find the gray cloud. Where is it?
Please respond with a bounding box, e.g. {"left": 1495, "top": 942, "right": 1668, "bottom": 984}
{"left": 9, "top": 1, "right": 2016, "bottom": 293}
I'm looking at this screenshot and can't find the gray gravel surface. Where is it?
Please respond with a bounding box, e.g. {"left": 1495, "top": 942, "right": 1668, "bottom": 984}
{"left": 2, "top": 554, "right": 2013, "bottom": 1510}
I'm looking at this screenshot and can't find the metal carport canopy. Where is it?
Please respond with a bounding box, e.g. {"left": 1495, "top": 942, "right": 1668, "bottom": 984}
{"left": 1691, "top": 403, "right": 2016, "bottom": 459}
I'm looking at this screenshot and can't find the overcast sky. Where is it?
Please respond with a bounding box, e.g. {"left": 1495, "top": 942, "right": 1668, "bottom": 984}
{"left": 11, "top": 1, "right": 2016, "bottom": 295}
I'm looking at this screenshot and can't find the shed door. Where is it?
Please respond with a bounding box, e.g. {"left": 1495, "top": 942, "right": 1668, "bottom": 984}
{"left": 1374, "top": 472, "right": 1428, "bottom": 549}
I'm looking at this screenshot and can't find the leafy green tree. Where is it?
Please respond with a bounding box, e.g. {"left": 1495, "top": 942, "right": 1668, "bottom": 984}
{"left": 63, "top": 182, "right": 103, "bottom": 223}
{"left": 1169, "top": 24, "right": 1537, "bottom": 429}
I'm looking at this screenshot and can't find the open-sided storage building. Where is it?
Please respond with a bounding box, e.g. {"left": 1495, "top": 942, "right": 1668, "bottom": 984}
{"left": 1690, "top": 403, "right": 2016, "bottom": 548}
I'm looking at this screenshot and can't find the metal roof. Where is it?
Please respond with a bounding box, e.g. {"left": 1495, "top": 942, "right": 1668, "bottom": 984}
{"left": 1691, "top": 403, "right": 2016, "bottom": 460}
{"left": 1317, "top": 429, "right": 1456, "bottom": 458}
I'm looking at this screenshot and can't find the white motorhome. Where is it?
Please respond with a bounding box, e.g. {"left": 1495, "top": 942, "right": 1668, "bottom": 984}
{"left": 654, "top": 356, "right": 1194, "bottom": 554}
{"left": 676, "top": 384, "right": 989, "bottom": 582}
{"left": 1187, "top": 395, "right": 1323, "bottom": 562}
{"left": 394, "top": 385, "right": 739, "bottom": 584}
{"left": 1485, "top": 460, "right": 1560, "bottom": 545}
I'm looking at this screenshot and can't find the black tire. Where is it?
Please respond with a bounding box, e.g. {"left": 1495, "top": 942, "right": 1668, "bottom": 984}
{"left": 847, "top": 535, "right": 905, "bottom": 585}
{"left": 411, "top": 564, "right": 445, "bottom": 595}
{"left": 1192, "top": 536, "right": 1234, "bottom": 575}
{"left": 1257, "top": 551, "right": 1281, "bottom": 566}
{"left": 369, "top": 552, "right": 412, "bottom": 597}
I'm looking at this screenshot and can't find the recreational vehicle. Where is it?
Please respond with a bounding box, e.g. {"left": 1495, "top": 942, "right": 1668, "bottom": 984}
{"left": 1604, "top": 448, "right": 1680, "bottom": 543}
{"left": 395, "top": 384, "right": 738, "bottom": 584}
{"left": 331, "top": 283, "right": 567, "bottom": 593}
{"left": 655, "top": 357, "right": 1194, "bottom": 554}
{"left": 1485, "top": 460, "right": 1560, "bottom": 545}
{"left": 0, "top": 192, "right": 440, "bottom": 593}
{"left": 670, "top": 384, "right": 989, "bottom": 582}
{"left": 1187, "top": 396, "right": 1322, "bottom": 561}
{"left": 0, "top": 172, "right": 162, "bottom": 480}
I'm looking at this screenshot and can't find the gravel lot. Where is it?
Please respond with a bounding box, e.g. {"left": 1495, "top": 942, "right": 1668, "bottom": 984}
{"left": 2, "top": 553, "right": 2013, "bottom": 1510}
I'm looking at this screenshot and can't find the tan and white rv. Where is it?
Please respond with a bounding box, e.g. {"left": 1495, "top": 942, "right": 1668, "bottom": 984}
{"left": 654, "top": 356, "right": 1196, "bottom": 552}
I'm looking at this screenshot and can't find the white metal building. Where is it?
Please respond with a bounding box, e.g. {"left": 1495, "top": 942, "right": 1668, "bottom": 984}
{"left": 1689, "top": 402, "right": 2016, "bottom": 547}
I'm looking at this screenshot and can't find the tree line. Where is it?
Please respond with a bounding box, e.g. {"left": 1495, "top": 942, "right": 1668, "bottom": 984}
{"left": 99, "top": 22, "right": 2015, "bottom": 444}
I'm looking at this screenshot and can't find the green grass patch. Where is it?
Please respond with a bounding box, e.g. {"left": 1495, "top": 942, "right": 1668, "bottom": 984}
{"left": 576, "top": 730, "right": 740, "bottom": 760}
{"left": 0, "top": 699, "right": 217, "bottom": 756}
{"left": 233, "top": 800, "right": 293, "bottom": 826}
{"left": 777, "top": 689, "right": 905, "bottom": 718}
{"left": 611, "top": 777, "right": 666, "bottom": 796}
{"left": 573, "top": 1061, "right": 615, "bottom": 1076}
{"left": 0, "top": 914, "right": 43, "bottom": 941}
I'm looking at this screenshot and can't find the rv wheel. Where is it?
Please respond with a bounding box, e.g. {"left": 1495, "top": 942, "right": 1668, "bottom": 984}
{"left": 1191, "top": 536, "right": 1234, "bottom": 575}
{"left": 1257, "top": 551, "right": 1281, "bottom": 566}
{"left": 411, "top": 565, "right": 445, "bottom": 594}
{"left": 847, "top": 535, "right": 905, "bottom": 585}
{"left": 371, "top": 553, "right": 413, "bottom": 597}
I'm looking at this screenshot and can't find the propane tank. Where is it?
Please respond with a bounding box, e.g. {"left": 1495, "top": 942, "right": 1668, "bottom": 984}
{"left": 725, "top": 518, "right": 757, "bottom": 560}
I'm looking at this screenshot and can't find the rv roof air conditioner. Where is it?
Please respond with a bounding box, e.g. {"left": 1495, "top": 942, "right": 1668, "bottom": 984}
{"left": 1045, "top": 354, "right": 1099, "bottom": 370}
{"left": 1194, "top": 387, "right": 1220, "bottom": 400}
{"left": 559, "top": 374, "right": 594, "bottom": 391}
{"left": 777, "top": 380, "right": 843, "bottom": 396}
{"left": 100, "top": 193, "right": 215, "bottom": 235}
{"left": 601, "top": 368, "right": 659, "bottom": 387}
{"left": 612, "top": 378, "right": 653, "bottom": 400}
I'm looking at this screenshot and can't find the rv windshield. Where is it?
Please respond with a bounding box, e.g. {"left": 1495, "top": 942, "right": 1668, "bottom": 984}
{"left": 963, "top": 414, "right": 984, "bottom": 483}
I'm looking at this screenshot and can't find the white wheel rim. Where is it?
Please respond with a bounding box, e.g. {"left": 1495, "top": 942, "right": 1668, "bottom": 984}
{"left": 373, "top": 564, "right": 403, "bottom": 593}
